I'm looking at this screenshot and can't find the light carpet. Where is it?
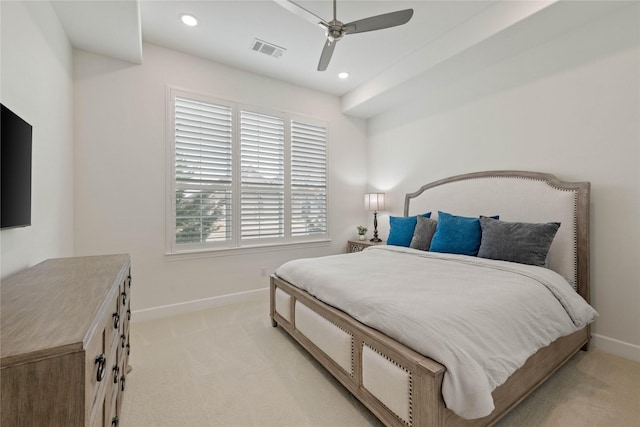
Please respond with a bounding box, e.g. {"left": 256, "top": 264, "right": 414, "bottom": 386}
{"left": 120, "top": 296, "right": 640, "bottom": 426}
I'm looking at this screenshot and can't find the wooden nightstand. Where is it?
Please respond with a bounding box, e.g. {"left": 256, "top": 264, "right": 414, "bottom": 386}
{"left": 347, "top": 239, "right": 384, "bottom": 253}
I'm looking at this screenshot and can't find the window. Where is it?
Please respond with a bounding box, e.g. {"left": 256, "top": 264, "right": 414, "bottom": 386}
{"left": 168, "top": 89, "right": 328, "bottom": 253}
{"left": 174, "top": 96, "right": 233, "bottom": 245}
{"left": 291, "top": 120, "right": 327, "bottom": 237}
{"left": 240, "top": 111, "right": 285, "bottom": 240}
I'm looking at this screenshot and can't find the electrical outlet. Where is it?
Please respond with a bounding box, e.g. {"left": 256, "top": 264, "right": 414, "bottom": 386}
{"left": 260, "top": 267, "right": 268, "bottom": 277}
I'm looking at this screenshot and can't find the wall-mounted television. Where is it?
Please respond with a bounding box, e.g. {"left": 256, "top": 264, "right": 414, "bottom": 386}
{"left": 1, "top": 103, "right": 33, "bottom": 229}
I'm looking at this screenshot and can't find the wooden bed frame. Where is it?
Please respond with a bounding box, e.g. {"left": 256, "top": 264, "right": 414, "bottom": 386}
{"left": 270, "top": 171, "right": 591, "bottom": 427}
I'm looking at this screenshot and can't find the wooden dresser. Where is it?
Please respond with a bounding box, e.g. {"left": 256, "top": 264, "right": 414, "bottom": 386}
{"left": 1, "top": 254, "right": 132, "bottom": 427}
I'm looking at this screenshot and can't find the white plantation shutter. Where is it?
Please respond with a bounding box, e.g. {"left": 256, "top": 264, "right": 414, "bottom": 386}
{"left": 174, "top": 97, "right": 232, "bottom": 244}
{"left": 240, "top": 110, "right": 285, "bottom": 239}
{"left": 291, "top": 120, "right": 327, "bottom": 236}
{"left": 170, "top": 89, "right": 328, "bottom": 252}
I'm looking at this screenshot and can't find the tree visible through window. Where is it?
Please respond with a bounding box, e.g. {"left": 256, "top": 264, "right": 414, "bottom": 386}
{"left": 175, "top": 189, "right": 228, "bottom": 244}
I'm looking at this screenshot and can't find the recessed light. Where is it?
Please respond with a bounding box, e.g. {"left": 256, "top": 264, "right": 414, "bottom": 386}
{"left": 338, "top": 72, "right": 350, "bottom": 79}
{"left": 181, "top": 14, "right": 198, "bottom": 27}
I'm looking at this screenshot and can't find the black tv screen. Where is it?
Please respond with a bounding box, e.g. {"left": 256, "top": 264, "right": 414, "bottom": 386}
{"left": 1, "top": 103, "right": 32, "bottom": 229}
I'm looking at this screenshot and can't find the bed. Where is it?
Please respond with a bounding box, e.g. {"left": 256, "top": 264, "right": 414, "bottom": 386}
{"left": 269, "top": 170, "right": 595, "bottom": 427}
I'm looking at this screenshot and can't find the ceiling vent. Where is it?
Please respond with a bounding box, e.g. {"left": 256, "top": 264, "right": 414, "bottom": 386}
{"left": 251, "top": 38, "right": 286, "bottom": 58}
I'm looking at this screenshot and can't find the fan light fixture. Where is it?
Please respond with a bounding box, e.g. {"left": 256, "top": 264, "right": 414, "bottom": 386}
{"left": 274, "top": 0, "right": 413, "bottom": 71}
{"left": 338, "top": 72, "right": 350, "bottom": 79}
{"left": 181, "top": 14, "right": 198, "bottom": 27}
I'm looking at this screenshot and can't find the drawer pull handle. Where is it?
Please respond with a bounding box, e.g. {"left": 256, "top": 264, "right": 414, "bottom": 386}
{"left": 121, "top": 291, "right": 127, "bottom": 306}
{"left": 113, "top": 364, "right": 120, "bottom": 383}
{"left": 112, "top": 416, "right": 119, "bottom": 427}
{"left": 121, "top": 334, "right": 126, "bottom": 348}
{"left": 127, "top": 274, "right": 132, "bottom": 288}
{"left": 121, "top": 374, "right": 126, "bottom": 392}
{"left": 127, "top": 309, "right": 131, "bottom": 321}
{"left": 126, "top": 342, "right": 131, "bottom": 356}
{"left": 113, "top": 312, "right": 120, "bottom": 329}
{"left": 95, "top": 353, "right": 106, "bottom": 382}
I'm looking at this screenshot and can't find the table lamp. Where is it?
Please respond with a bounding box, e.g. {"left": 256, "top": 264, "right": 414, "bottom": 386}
{"left": 364, "top": 193, "right": 385, "bottom": 242}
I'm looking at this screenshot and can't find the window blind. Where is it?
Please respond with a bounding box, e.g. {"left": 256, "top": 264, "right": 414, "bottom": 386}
{"left": 291, "top": 120, "right": 327, "bottom": 236}
{"left": 240, "top": 110, "right": 285, "bottom": 239}
{"left": 174, "top": 97, "right": 232, "bottom": 243}
{"left": 170, "top": 90, "right": 328, "bottom": 252}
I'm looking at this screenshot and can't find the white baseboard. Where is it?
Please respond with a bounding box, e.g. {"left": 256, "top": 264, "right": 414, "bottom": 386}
{"left": 591, "top": 333, "right": 640, "bottom": 362}
{"left": 131, "top": 287, "right": 269, "bottom": 323}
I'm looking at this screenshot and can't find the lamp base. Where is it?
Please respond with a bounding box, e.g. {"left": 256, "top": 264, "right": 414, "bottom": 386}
{"left": 370, "top": 211, "right": 382, "bottom": 243}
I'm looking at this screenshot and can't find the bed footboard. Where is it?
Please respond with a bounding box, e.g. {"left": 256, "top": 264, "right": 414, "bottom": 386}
{"left": 271, "top": 275, "right": 446, "bottom": 427}
{"left": 270, "top": 275, "right": 589, "bottom": 427}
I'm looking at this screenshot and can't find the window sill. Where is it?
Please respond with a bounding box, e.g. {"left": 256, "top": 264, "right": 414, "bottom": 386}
{"left": 165, "top": 239, "right": 332, "bottom": 261}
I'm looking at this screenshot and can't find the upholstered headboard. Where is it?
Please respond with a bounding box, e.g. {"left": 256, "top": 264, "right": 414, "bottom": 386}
{"left": 405, "top": 171, "right": 590, "bottom": 302}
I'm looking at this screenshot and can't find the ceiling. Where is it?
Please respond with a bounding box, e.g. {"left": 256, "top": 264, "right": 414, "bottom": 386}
{"left": 51, "top": 0, "right": 628, "bottom": 118}
{"left": 138, "top": 1, "right": 496, "bottom": 95}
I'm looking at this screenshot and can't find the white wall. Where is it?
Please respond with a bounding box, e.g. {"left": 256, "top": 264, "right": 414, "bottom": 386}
{"left": 73, "top": 43, "right": 367, "bottom": 314}
{"left": 0, "top": 1, "right": 74, "bottom": 278}
{"left": 367, "top": 5, "right": 640, "bottom": 360}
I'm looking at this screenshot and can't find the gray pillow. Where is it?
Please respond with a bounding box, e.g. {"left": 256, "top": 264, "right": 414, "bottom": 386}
{"left": 477, "top": 216, "right": 560, "bottom": 266}
{"left": 410, "top": 216, "right": 438, "bottom": 251}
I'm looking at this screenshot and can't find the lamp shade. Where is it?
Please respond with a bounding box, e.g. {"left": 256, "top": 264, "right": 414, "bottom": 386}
{"left": 364, "top": 193, "right": 385, "bottom": 211}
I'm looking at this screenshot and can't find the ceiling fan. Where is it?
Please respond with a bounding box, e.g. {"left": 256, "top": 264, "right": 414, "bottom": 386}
{"left": 274, "top": 0, "right": 414, "bottom": 71}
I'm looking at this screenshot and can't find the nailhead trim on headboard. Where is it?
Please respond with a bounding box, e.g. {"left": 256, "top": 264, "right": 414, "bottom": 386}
{"left": 467, "top": 175, "right": 580, "bottom": 288}
{"left": 404, "top": 171, "right": 589, "bottom": 297}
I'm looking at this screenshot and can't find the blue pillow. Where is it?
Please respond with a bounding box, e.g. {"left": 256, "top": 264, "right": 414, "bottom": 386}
{"left": 387, "top": 213, "right": 431, "bottom": 247}
{"left": 429, "top": 211, "right": 498, "bottom": 256}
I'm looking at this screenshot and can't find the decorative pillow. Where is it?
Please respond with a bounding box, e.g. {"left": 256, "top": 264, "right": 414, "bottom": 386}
{"left": 477, "top": 216, "right": 560, "bottom": 266}
{"left": 387, "top": 212, "right": 431, "bottom": 247}
{"left": 429, "top": 211, "right": 498, "bottom": 256}
{"left": 410, "top": 216, "right": 438, "bottom": 251}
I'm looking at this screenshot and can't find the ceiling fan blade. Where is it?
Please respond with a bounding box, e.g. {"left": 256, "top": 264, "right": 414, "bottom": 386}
{"left": 317, "top": 39, "right": 337, "bottom": 71}
{"left": 344, "top": 9, "right": 413, "bottom": 35}
{"left": 273, "top": 0, "right": 329, "bottom": 29}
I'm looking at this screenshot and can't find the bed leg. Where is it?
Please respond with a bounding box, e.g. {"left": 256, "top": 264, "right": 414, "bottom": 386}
{"left": 271, "top": 318, "right": 278, "bottom": 327}
{"left": 581, "top": 328, "right": 591, "bottom": 351}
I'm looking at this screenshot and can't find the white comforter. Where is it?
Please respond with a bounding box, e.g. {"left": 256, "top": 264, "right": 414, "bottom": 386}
{"left": 275, "top": 245, "right": 597, "bottom": 419}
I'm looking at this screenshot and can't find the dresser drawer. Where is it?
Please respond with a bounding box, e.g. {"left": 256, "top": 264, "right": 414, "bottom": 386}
{"left": 85, "top": 309, "right": 112, "bottom": 416}
{"left": 107, "top": 385, "right": 118, "bottom": 427}
{"left": 117, "top": 346, "right": 127, "bottom": 419}
{"left": 108, "top": 286, "right": 123, "bottom": 351}
{"left": 118, "top": 278, "right": 130, "bottom": 351}
{"left": 89, "top": 393, "right": 105, "bottom": 427}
